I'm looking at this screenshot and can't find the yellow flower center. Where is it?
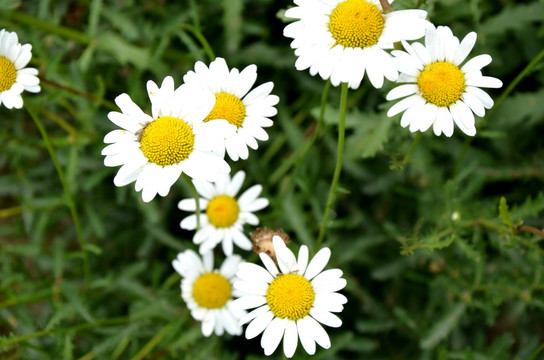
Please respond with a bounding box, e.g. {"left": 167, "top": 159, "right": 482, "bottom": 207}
{"left": 328, "top": 0, "right": 385, "bottom": 49}
{"left": 206, "top": 195, "right": 240, "bottom": 228}
{"left": 139, "top": 116, "right": 194, "bottom": 167}
{"left": 204, "top": 92, "right": 246, "bottom": 128}
{"left": 0, "top": 56, "right": 17, "bottom": 92}
{"left": 192, "top": 272, "right": 232, "bottom": 309}
{"left": 266, "top": 274, "right": 315, "bottom": 321}
{"left": 417, "top": 61, "right": 466, "bottom": 107}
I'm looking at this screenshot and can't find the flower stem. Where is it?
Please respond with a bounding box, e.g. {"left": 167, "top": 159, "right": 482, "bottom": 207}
{"left": 26, "top": 105, "right": 90, "bottom": 288}
{"left": 454, "top": 48, "right": 544, "bottom": 177}
{"left": 316, "top": 82, "right": 348, "bottom": 249}
{"left": 392, "top": 132, "right": 423, "bottom": 170}
{"left": 180, "top": 24, "right": 215, "bottom": 61}
{"left": 183, "top": 174, "right": 200, "bottom": 230}
{"left": 279, "top": 80, "right": 331, "bottom": 196}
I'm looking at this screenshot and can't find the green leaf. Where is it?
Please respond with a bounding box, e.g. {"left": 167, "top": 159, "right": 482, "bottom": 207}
{"left": 499, "top": 196, "right": 513, "bottom": 228}
{"left": 420, "top": 303, "right": 467, "bottom": 349}
{"left": 96, "top": 33, "right": 150, "bottom": 69}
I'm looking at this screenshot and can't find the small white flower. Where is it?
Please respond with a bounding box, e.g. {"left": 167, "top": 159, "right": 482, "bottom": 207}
{"left": 179, "top": 170, "right": 269, "bottom": 256}
{"left": 232, "top": 236, "right": 347, "bottom": 358}
{"left": 0, "top": 29, "right": 40, "bottom": 109}
{"left": 386, "top": 25, "right": 503, "bottom": 136}
{"left": 102, "top": 76, "right": 234, "bottom": 202}
{"left": 172, "top": 250, "right": 246, "bottom": 337}
{"left": 183, "top": 57, "right": 279, "bottom": 161}
{"left": 283, "top": 0, "right": 429, "bottom": 89}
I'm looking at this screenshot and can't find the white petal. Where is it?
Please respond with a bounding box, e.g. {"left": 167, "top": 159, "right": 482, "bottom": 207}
{"left": 283, "top": 320, "right": 298, "bottom": 358}
{"left": 232, "top": 295, "right": 267, "bottom": 311}
{"left": 245, "top": 311, "right": 274, "bottom": 339}
{"left": 237, "top": 262, "right": 274, "bottom": 283}
{"left": 297, "top": 246, "right": 309, "bottom": 275}
{"left": 433, "top": 107, "right": 454, "bottom": 137}
{"left": 454, "top": 31, "right": 477, "bottom": 65}
{"left": 260, "top": 252, "right": 280, "bottom": 277}
{"left": 387, "top": 95, "right": 420, "bottom": 117}
{"left": 239, "top": 304, "right": 270, "bottom": 325}
{"left": 297, "top": 317, "right": 316, "bottom": 355}
{"left": 304, "top": 316, "right": 331, "bottom": 350}
{"left": 450, "top": 101, "right": 476, "bottom": 136}
{"left": 261, "top": 317, "right": 288, "bottom": 356}
{"left": 310, "top": 307, "right": 342, "bottom": 328}
{"left": 461, "top": 91, "right": 485, "bottom": 117}
{"left": 465, "top": 86, "right": 494, "bottom": 109}
{"left": 386, "top": 84, "right": 419, "bottom": 101}
{"left": 304, "top": 247, "right": 331, "bottom": 280}
{"left": 461, "top": 54, "right": 491, "bottom": 73}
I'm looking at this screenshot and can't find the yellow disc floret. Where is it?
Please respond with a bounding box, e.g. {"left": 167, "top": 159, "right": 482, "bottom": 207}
{"left": 0, "top": 56, "right": 17, "bottom": 92}
{"left": 266, "top": 273, "right": 315, "bottom": 321}
{"left": 417, "top": 61, "right": 466, "bottom": 107}
{"left": 192, "top": 272, "right": 232, "bottom": 309}
{"left": 329, "top": 0, "right": 385, "bottom": 49}
{"left": 206, "top": 195, "right": 240, "bottom": 228}
{"left": 139, "top": 116, "right": 194, "bottom": 167}
{"left": 204, "top": 92, "right": 246, "bottom": 128}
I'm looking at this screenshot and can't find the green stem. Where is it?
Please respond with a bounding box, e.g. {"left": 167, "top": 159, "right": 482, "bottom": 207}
{"left": 180, "top": 24, "right": 215, "bottom": 61}
{"left": 26, "top": 105, "right": 90, "bottom": 288}
{"left": 278, "top": 80, "right": 331, "bottom": 195}
{"left": 183, "top": 174, "right": 200, "bottom": 230}
{"left": 392, "top": 132, "right": 423, "bottom": 170}
{"left": 4, "top": 11, "right": 92, "bottom": 44}
{"left": 529, "top": 343, "right": 544, "bottom": 360}
{"left": 316, "top": 82, "right": 348, "bottom": 249}
{"left": 454, "top": 48, "right": 544, "bottom": 176}
{"left": 131, "top": 324, "right": 173, "bottom": 360}
{"left": 0, "top": 317, "right": 129, "bottom": 347}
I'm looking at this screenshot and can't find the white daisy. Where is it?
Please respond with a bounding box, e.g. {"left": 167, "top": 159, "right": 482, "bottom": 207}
{"left": 179, "top": 170, "right": 269, "bottom": 256}
{"left": 386, "top": 25, "right": 503, "bottom": 136}
{"left": 102, "top": 76, "right": 235, "bottom": 202}
{"left": 283, "top": 0, "right": 429, "bottom": 89}
{"left": 0, "top": 29, "right": 40, "bottom": 109}
{"left": 183, "top": 57, "right": 279, "bottom": 161}
{"left": 232, "top": 236, "right": 347, "bottom": 358}
{"left": 172, "top": 249, "right": 246, "bottom": 337}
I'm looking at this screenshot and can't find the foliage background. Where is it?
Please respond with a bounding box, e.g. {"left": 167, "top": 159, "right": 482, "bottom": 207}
{"left": 1, "top": 0, "right": 544, "bottom": 359}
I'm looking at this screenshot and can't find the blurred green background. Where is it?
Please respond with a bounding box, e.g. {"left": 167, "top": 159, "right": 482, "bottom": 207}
{"left": 1, "top": 0, "right": 544, "bottom": 359}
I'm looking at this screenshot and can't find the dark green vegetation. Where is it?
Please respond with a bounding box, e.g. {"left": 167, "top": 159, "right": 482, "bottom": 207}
{"left": 1, "top": 0, "right": 544, "bottom": 359}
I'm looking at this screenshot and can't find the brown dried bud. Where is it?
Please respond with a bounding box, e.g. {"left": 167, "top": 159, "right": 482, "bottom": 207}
{"left": 250, "top": 227, "right": 290, "bottom": 263}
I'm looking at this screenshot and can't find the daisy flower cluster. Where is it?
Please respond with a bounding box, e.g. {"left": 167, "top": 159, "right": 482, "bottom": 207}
{"left": 102, "top": 58, "right": 279, "bottom": 202}
{"left": 93, "top": 0, "right": 502, "bottom": 358}
{"left": 2, "top": 0, "right": 506, "bottom": 357}
{"left": 284, "top": 0, "right": 503, "bottom": 137}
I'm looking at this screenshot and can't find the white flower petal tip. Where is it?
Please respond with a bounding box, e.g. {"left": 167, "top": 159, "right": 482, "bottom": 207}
{"left": 386, "top": 24, "right": 502, "bottom": 137}
{"left": 102, "top": 76, "right": 231, "bottom": 202}
{"left": 283, "top": 0, "right": 428, "bottom": 89}
{"left": 170, "top": 250, "right": 245, "bottom": 337}
{"left": 0, "top": 28, "right": 40, "bottom": 109}
{"left": 182, "top": 57, "right": 278, "bottom": 161}
{"left": 234, "top": 235, "right": 346, "bottom": 357}
{"left": 178, "top": 170, "right": 268, "bottom": 255}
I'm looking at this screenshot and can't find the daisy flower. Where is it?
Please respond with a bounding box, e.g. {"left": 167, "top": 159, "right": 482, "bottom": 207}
{"left": 232, "top": 236, "right": 347, "bottom": 358}
{"left": 183, "top": 57, "right": 279, "bottom": 161}
{"left": 179, "top": 170, "right": 269, "bottom": 256}
{"left": 172, "top": 249, "right": 246, "bottom": 337}
{"left": 386, "top": 25, "right": 503, "bottom": 136}
{"left": 0, "top": 29, "right": 40, "bottom": 109}
{"left": 283, "top": 0, "right": 429, "bottom": 89}
{"left": 102, "top": 76, "right": 234, "bottom": 202}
